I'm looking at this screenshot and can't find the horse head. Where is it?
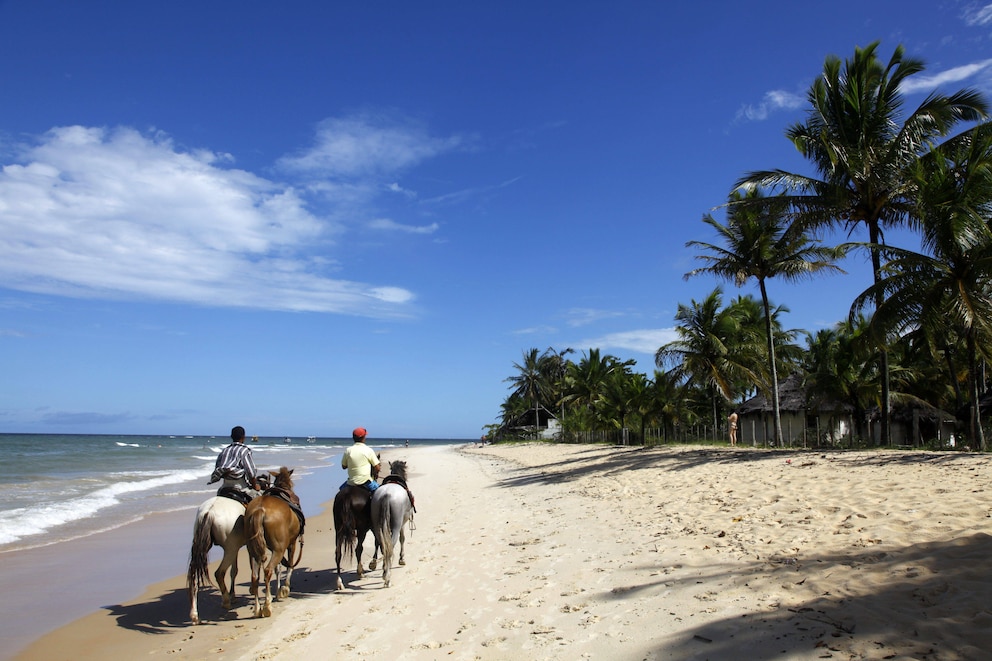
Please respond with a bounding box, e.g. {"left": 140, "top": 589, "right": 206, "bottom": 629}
{"left": 269, "top": 466, "right": 295, "bottom": 491}
{"left": 388, "top": 460, "right": 408, "bottom": 481}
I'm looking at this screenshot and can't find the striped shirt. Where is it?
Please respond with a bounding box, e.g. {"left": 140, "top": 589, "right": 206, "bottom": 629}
{"left": 209, "top": 442, "right": 257, "bottom": 484}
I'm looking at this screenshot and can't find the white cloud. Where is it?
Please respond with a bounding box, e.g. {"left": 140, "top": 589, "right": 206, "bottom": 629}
{"left": 735, "top": 89, "right": 805, "bottom": 122}
{"left": 0, "top": 125, "right": 415, "bottom": 316}
{"left": 964, "top": 4, "right": 992, "bottom": 26}
{"left": 899, "top": 59, "right": 992, "bottom": 93}
{"left": 577, "top": 328, "right": 679, "bottom": 355}
{"left": 277, "top": 112, "right": 463, "bottom": 177}
{"left": 387, "top": 181, "right": 417, "bottom": 198}
{"left": 565, "top": 307, "right": 625, "bottom": 327}
{"left": 368, "top": 218, "right": 440, "bottom": 234}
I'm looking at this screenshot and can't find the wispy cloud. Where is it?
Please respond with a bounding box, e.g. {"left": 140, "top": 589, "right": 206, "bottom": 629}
{"left": 368, "top": 218, "right": 440, "bottom": 234}
{"left": 511, "top": 325, "right": 558, "bottom": 336}
{"left": 576, "top": 328, "right": 678, "bottom": 355}
{"left": 0, "top": 125, "right": 418, "bottom": 316}
{"left": 565, "top": 307, "right": 625, "bottom": 328}
{"left": 419, "top": 176, "right": 522, "bottom": 207}
{"left": 40, "top": 410, "right": 136, "bottom": 426}
{"left": 900, "top": 58, "right": 992, "bottom": 93}
{"left": 964, "top": 3, "right": 992, "bottom": 26}
{"left": 277, "top": 111, "right": 463, "bottom": 177}
{"left": 735, "top": 89, "right": 805, "bottom": 122}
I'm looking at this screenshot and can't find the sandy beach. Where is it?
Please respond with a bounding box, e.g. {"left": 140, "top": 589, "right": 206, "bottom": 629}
{"left": 13, "top": 442, "right": 992, "bottom": 660}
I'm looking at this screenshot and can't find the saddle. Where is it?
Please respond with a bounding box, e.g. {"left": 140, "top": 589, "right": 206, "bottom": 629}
{"left": 382, "top": 475, "right": 416, "bottom": 512}
{"left": 263, "top": 486, "right": 306, "bottom": 534}
{"left": 217, "top": 486, "right": 254, "bottom": 506}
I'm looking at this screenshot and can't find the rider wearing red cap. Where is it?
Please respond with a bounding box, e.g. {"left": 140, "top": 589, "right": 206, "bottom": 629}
{"left": 340, "top": 426, "right": 380, "bottom": 491}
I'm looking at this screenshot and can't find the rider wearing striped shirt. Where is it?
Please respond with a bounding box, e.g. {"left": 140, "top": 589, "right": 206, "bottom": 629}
{"left": 209, "top": 426, "right": 261, "bottom": 498}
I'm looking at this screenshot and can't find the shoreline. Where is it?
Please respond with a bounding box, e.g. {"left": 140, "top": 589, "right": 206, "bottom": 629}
{"left": 12, "top": 443, "right": 992, "bottom": 660}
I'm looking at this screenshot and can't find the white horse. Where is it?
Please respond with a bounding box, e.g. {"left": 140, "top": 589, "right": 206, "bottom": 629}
{"left": 186, "top": 495, "right": 247, "bottom": 625}
{"left": 371, "top": 460, "right": 415, "bottom": 588}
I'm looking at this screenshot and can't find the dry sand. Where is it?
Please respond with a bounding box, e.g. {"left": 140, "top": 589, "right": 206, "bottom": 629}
{"left": 14, "top": 442, "right": 992, "bottom": 660}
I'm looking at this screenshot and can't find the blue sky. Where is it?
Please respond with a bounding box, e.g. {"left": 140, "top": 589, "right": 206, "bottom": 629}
{"left": 2, "top": 1, "right": 991, "bottom": 438}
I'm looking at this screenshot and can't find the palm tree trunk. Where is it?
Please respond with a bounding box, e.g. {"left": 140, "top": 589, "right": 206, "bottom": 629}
{"left": 869, "top": 223, "right": 891, "bottom": 446}
{"left": 759, "top": 280, "right": 784, "bottom": 445}
{"left": 966, "top": 331, "right": 986, "bottom": 451}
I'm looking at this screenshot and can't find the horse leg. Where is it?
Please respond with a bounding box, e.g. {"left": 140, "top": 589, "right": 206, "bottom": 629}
{"left": 250, "top": 555, "right": 263, "bottom": 617}
{"left": 369, "top": 531, "right": 380, "bottom": 571}
{"left": 215, "top": 544, "right": 238, "bottom": 610}
{"left": 261, "top": 556, "right": 274, "bottom": 617}
{"left": 334, "top": 534, "right": 345, "bottom": 591}
{"left": 355, "top": 527, "right": 366, "bottom": 579}
{"left": 278, "top": 541, "right": 294, "bottom": 599}
{"left": 398, "top": 521, "right": 407, "bottom": 566}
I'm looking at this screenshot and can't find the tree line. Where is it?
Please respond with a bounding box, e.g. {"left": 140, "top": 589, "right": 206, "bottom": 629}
{"left": 489, "top": 42, "right": 992, "bottom": 451}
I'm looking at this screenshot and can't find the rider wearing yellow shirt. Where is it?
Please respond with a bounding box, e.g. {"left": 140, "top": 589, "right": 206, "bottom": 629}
{"left": 340, "top": 427, "right": 380, "bottom": 491}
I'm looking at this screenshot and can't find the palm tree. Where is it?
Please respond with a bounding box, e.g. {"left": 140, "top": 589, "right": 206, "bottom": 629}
{"left": 541, "top": 346, "right": 574, "bottom": 425}
{"left": 562, "top": 348, "right": 632, "bottom": 422}
{"left": 803, "top": 319, "right": 879, "bottom": 444}
{"left": 656, "top": 288, "right": 758, "bottom": 432}
{"left": 852, "top": 124, "right": 992, "bottom": 449}
{"left": 738, "top": 41, "right": 988, "bottom": 445}
{"left": 686, "top": 189, "right": 845, "bottom": 444}
{"left": 505, "top": 348, "right": 547, "bottom": 438}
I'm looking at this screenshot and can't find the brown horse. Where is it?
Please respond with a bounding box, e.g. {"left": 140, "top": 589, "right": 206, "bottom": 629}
{"left": 332, "top": 485, "right": 381, "bottom": 590}
{"left": 245, "top": 467, "right": 304, "bottom": 618}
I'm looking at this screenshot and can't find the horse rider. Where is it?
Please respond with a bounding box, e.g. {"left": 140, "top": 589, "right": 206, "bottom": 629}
{"left": 209, "top": 425, "right": 262, "bottom": 501}
{"left": 340, "top": 427, "right": 380, "bottom": 492}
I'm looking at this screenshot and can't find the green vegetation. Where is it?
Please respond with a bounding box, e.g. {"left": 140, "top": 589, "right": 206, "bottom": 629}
{"left": 488, "top": 42, "right": 992, "bottom": 451}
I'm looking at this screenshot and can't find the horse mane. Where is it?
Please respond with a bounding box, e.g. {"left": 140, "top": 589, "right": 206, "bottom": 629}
{"left": 388, "top": 460, "right": 408, "bottom": 481}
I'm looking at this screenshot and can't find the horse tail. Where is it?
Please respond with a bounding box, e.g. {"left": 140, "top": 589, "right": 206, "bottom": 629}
{"left": 340, "top": 495, "right": 357, "bottom": 559}
{"left": 376, "top": 494, "right": 394, "bottom": 561}
{"left": 187, "top": 508, "right": 214, "bottom": 592}
{"left": 245, "top": 504, "right": 268, "bottom": 563}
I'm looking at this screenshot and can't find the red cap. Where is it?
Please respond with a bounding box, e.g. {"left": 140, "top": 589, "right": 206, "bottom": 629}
{"left": 352, "top": 427, "right": 367, "bottom": 439}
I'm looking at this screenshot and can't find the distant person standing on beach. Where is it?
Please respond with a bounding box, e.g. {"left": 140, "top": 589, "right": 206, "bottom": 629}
{"left": 341, "top": 427, "right": 381, "bottom": 491}
{"left": 209, "top": 425, "right": 261, "bottom": 498}
{"left": 728, "top": 411, "right": 739, "bottom": 446}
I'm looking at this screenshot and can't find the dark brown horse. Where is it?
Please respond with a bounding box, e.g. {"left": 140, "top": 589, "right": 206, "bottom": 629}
{"left": 245, "top": 467, "right": 304, "bottom": 617}
{"left": 333, "top": 485, "right": 383, "bottom": 590}
{"left": 333, "top": 461, "right": 382, "bottom": 590}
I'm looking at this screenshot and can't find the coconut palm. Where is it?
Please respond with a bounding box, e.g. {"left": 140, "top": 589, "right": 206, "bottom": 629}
{"left": 687, "top": 189, "right": 845, "bottom": 443}
{"left": 738, "top": 41, "right": 988, "bottom": 444}
{"left": 505, "top": 348, "right": 547, "bottom": 438}
{"left": 803, "top": 319, "right": 879, "bottom": 443}
{"left": 656, "top": 288, "right": 759, "bottom": 431}
{"left": 562, "top": 348, "right": 633, "bottom": 421}
{"left": 852, "top": 124, "right": 992, "bottom": 449}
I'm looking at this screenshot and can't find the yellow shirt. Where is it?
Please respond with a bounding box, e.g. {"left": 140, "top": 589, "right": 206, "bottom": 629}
{"left": 342, "top": 443, "right": 380, "bottom": 485}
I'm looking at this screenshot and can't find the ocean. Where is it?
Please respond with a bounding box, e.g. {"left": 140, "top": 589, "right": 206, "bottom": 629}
{"left": 0, "top": 433, "right": 463, "bottom": 553}
{"left": 0, "top": 433, "right": 467, "bottom": 657}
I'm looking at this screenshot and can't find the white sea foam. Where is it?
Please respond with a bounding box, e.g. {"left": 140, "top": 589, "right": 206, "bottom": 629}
{"left": 0, "top": 466, "right": 208, "bottom": 546}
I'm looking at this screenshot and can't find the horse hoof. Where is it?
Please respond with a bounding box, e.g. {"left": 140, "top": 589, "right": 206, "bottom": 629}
{"left": 399, "top": 559, "right": 406, "bottom": 566}
{"left": 278, "top": 587, "right": 290, "bottom": 599}
{"left": 369, "top": 560, "right": 377, "bottom": 570}
{"left": 261, "top": 606, "right": 272, "bottom": 618}
{"left": 335, "top": 578, "right": 344, "bottom": 591}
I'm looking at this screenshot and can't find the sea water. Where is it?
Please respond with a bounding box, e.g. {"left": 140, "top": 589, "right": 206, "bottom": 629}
{"left": 0, "top": 433, "right": 462, "bottom": 553}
